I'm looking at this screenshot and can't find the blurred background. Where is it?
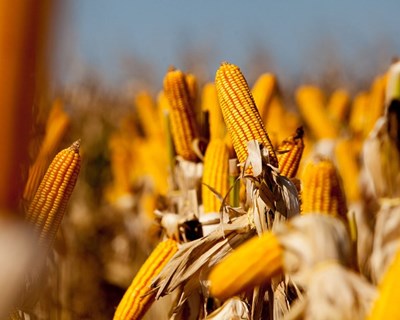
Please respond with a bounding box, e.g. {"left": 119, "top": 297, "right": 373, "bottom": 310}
{"left": 11, "top": 1, "right": 400, "bottom": 319}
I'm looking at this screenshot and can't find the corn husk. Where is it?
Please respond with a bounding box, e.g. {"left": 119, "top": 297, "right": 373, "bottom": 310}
{"left": 152, "top": 215, "right": 255, "bottom": 314}
{"left": 205, "top": 297, "right": 250, "bottom": 320}
{"left": 370, "top": 201, "right": 400, "bottom": 283}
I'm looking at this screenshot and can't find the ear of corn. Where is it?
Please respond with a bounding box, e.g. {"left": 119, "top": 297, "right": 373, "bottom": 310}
{"left": 365, "top": 75, "right": 386, "bottom": 137}
{"left": 301, "top": 157, "right": 348, "bottom": 219}
{"left": 23, "top": 99, "right": 70, "bottom": 202}
{"left": 296, "top": 86, "right": 338, "bottom": 140}
{"left": 215, "top": 62, "right": 278, "bottom": 167}
{"left": 135, "top": 91, "right": 162, "bottom": 140}
{"left": 277, "top": 127, "right": 305, "bottom": 178}
{"left": 202, "top": 139, "right": 229, "bottom": 213}
{"left": 185, "top": 72, "right": 198, "bottom": 107}
{"left": 163, "top": 67, "right": 199, "bottom": 161}
{"left": 26, "top": 140, "right": 81, "bottom": 247}
{"left": 327, "top": 89, "right": 350, "bottom": 123}
{"left": 335, "top": 139, "right": 360, "bottom": 202}
{"left": 251, "top": 73, "right": 277, "bottom": 121}
{"left": 201, "top": 83, "right": 225, "bottom": 140}
{"left": 367, "top": 247, "right": 400, "bottom": 320}
{"left": 208, "top": 232, "right": 283, "bottom": 300}
{"left": 349, "top": 92, "right": 369, "bottom": 137}
{"left": 114, "top": 239, "right": 178, "bottom": 320}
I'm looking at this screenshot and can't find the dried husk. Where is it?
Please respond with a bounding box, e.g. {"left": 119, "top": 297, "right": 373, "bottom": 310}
{"left": 370, "top": 201, "right": 400, "bottom": 283}
{"left": 205, "top": 297, "right": 250, "bottom": 320}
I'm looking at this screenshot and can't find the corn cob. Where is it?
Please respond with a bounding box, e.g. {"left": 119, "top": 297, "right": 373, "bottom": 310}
{"left": 208, "top": 232, "right": 283, "bottom": 300}
{"left": 23, "top": 99, "right": 70, "bottom": 202}
{"left": 135, "top": 91, "right": 162, "bottom": 139}
{"left": 114, "top": 239, "right": 178, "bottom": 320}
{"left": 365, "top": 75, "right": 386, "bottom": 137}
{"left": 163, "top": 67, "right": 199, "bottom": 161}
{"left": 202, "top": 139, "right": 229, "bottom": 213}
{"left": 349, "top": 92, "right": 369, "bottom": 137}
{"left": 26, "top": 140, "right": 81, "bottom": 247}
{"left": 327, "top": 89, "right": 350, "bottom": 123}
{"left": 251, "top": 73, "right": 277, "bottom": 121}
{"left": 301, "top": 157, "right": 347, "bottom": 219}
{"left": 201, "top": 83, "right": 226, "bottom": 140}
{"left": 277, "top": 127, "right": 305, "bottom": 178}
{"left": 296, "top": 86, "right": 338, "bottom": 139}
{"left": 0, "top": 0, "right": 52, "bottom": 213}
{"left": 367, "top": 247, "right": 400, "bottom": 319}
{"left": 215, "top": 62, "right": 278, "bottom": 167}
{"left": 335, "top": 139, "right": 360, "bottom": 202}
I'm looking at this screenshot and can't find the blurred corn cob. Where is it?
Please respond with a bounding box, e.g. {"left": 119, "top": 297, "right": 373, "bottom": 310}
{"left": 114, "top": 239, "right": 178, "bottom": 320}
{"left": 135, "top": 91, "right": 163, "bottom": 140}
{"left": 215, "top": 62, "right": 278, "bottom": 167}
{"left": 202, "top": 139, "right": 229, "bottom": 213}
{"left": 163, "top": 67, "right": 199, "bottom": 161}
{"left": 251, "top": 73, "right": 277, "bottom": 121}
{"left": 368, "top": 247, "right": 400, "bottom": 319}
{"left": 0, "top": 0, "right": 52, "bottom": 213}
{"left": 296, "top": 86, "right": 338, "bottom": 140}
{"left": 301, "top": 157, "right": 347, "bottom": 219}
{"left": 364, "top": 75, "right": 386, "bottom": 137}
{"left": 26, "top": 140, "right": 81, "bottom": 248}
{"left": 201, "top": 83, "right": 226, "bottom": 140}
{"left": 23, "top": 99, "right": 71, "bottom": 202}
{"left": 276, "top": 127, "right": 305, "bottom": 178}
{"left": 335, "top": 139, "right": 360, "bottom": 202}
{"left": 327, "top": 89, "right": 350, "bottom": 124}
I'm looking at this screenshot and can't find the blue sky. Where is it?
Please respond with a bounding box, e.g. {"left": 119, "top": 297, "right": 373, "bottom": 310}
{"left": 56, "top": 1, "right": 400, "bottom": 89}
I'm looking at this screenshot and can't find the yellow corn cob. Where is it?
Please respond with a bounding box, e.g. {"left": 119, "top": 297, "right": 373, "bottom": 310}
{"left": 114, "top": 239, "right": 178, "bottom": 320}
{"left": 201, "top": 83, "right": 226, "bottom": 140}
{"left": 327, "top": 89, "right": 350, "bottom": 123}
{"left": 208, "top": 232, "right": 283, "bottom": 300}
{"left": 26, "top": 140, "right": 81, "bottom": 247}
{"left": 367, "top": 247, "right": 400, "bottom": 319}
{"left": 202, "top": 139, "right": 229, "bottom": 213}
{"left": 23, "top": 99, "right": 70, "bottom": 202}
{"left": 215, "top": 62, "right": 278, "bottom": 167}
{"left": 365, "top": 75, "right": 386, "bottom": 137}
{"left": 163, "top": 67, "right": 199, "bottom": 161}
{"left": 301, "top": 157, "right": 347, "bottom": 219}
{"left": 251, "top": 73, "right": 277, "bottom": 121}
{"left": 264, "top": 94, "right": 292, "bottom": 146}
{"left": 349, "top": 92, "right": 369, "bottom": 137}
{"left": 335, "top": 139, "right": 360, "bottom": 202}
{"left": 0, "top": 0, "right": 52, "bottom": 213}
{"left": 277, "top": 127, "right": 305, "bottom": 178}
{"left": 296, "top": 86, "right": 338, "bottom": 139}
{"left": 135, "top": 91, "right": 162, "bottom": 139}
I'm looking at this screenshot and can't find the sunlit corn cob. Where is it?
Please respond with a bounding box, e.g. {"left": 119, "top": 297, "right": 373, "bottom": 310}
{"left": 327, "top": 89, "right": 350, "bottom": 123}
{"left": 163, "top": 67, "right": 199, "bottom": 161}
{"left": 335, "top": 139, "right": 360, "bottom": 202}
{"left": 215, "top": 62, "right": 278, "bottom": 167}
{"left": 26, "top": 140, "right": 81, "bottom": 247}
{"left": 114, "top": 239, "right": 178, "bottom": 320}
{"left": 296, "top": 86, "right": 338, "bottom": 139}
{"left": 23, "top": 99, "right": 70, "bottom": 202}
{"left": 208, "top": 232, "right": 283, "bottom": 300}
{"left": 301, "top": 157, "right": 347, "bottom": 219}
{"left": 202, "top": 139, "right": 229, "bottom": 213}
{"left": 135, "top": 91, "right": 162, "bottom": 139}
{"left": 201, "top": 83, "right": 225, "bottom": 140}
{"left": 251, "top": 73, "right": 277, "bottom": 121}
{"left": 367, "top": 247, "right": 400, "bottom": 319}
{"left": 277, "top": 127, "right": 305, "bottom": 178}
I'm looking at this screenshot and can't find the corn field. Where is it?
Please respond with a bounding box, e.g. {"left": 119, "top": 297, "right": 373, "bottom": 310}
{"left": 1, "top": 2, "right": 400, "bottom": 320}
